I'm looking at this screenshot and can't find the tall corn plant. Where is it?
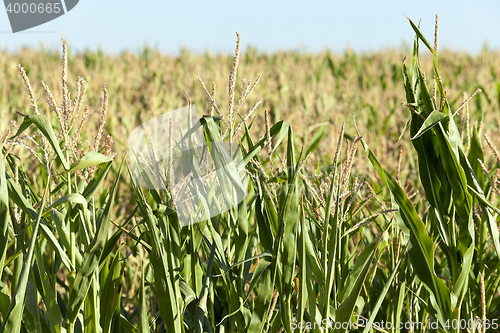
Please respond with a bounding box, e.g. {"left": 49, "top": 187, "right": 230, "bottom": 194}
{"left": 130, "top": 114, "right": 389, "bottom": 333}
{"left": 129, "top": 33, "right": 388, "bottom": 333}
{"left": 358, "top": 17, "right": 500, "bottom": 333}
{"left": 0, "top": 41, "right": 129, "bottom": 333}
{"left": 128, "top": 115, "right": 286, "bottom": 332}
{"left": 126, "top": 33, "right": 269, "bottom": 333}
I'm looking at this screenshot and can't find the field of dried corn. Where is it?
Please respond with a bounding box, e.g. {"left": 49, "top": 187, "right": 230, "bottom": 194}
{"left": 2, "top": 43, "right": 500, "bottom": 176}
{"left": 2, "top": 18, "right": 500, "bottom": 333}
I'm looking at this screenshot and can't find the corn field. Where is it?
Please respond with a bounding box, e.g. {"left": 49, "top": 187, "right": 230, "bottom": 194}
{"left": 1, "top": 17, "right": 500, "bottom": 333}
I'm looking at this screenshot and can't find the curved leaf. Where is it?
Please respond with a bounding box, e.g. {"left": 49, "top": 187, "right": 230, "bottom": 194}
{"left": 65, "top": 151, "right": 112, "bottom": 174}
{"left": 10, "top": 115, "right": 69, "bottom": 170}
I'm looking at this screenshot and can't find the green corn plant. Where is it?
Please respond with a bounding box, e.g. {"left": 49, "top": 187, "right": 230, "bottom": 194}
{"left": 127, "top": 112, "right": 290, "bottom": 332}
{"left": 123, "top": 33, "right": 294, "bottom": 333}
{"left": 128, "top": 108, "right": 390, "bottom": 333}
{"left": 0, "top": 41, "right": 130, "bottom": 333}
{"left": 233, "top": 114, "right": 391, "bottom": 333}
{"left": 124, "top": 33, "right": 393, "bottom": 333}
{"left": 357, "top": 17, "right": 500, "bottom": 333}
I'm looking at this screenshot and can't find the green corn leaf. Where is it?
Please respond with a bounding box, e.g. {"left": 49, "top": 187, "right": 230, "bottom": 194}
{"left": 25, "top": 273, "right": 43, "bottom": 333}
{"left": 417, "top": 63, "right": 472, "bottom": 226}
{"left": 406, "top": 16, "right": 436, "bottom": 55}
{"left": 416, "top": 65, "right": 435, "bottom": 118}
{"left": 212, "top": 251, "right": 272, "bottom": 278}
{"left": 451, "top": 205, "right": 474, "bottom": 310}
{"left": 49, "top": 210, "right": 83, "bottom": 266}
{"left": 255, "top": 196, "right": 274, "bottom": 253}
{"left": 201, "top": 116, "right": 249, "bottom": 268}
{"left": 119, "top": 314, "right": 138, "bottom": 333}
{"left": 338, "top": 234, "right": 382, "bottom": 303}
{"left": 247, "top": 259, "right": 274, "bottom": 333}
{"left": 65, "top": 151, "right": 113, "bottom": 174}
{"left": 84, "top": 273, "right": 101, "bottom": 333}
{"left": 34, "top": 243, "right": 61, "bottom": 333}
{"left": 42, "top": 193, "right": 90, "bottom": 220}
{"left": 462, "top": 151, "right": 500, "bottom": 258}
{"left": 361, "top": 251, "right": 403, "bottom": 333}
{"left": 297, "top": 200, "right": 307, "bottom": 327}
{"left": 244, "top": 256, "right": 272, "bottom": 303}
{"left": 194, "top": 242, "right": 215, "bottom": 333}
{"left": 0, "top": 152, "right": 11, "bottom": 283}
{"left": 411, "top": 110, "right": 448, "bottom": 140}
{"left": 467, "top": 127, "right": 484, "bottom": 188}
{"left": 9, "top": 114, "right": 70, "bottom": 170}
{"left": 448, "top": 103, "right": 461, "bottom": 155}
{"left": 402, "top": 60, "right": 416, "bottom": 105}
{"left": 6, "top": 175, "right": 38, "bottom": 220}
{"left": 139, "top": 261, "right": 149, "bottom": 333}
{"left": 278, "top": 128, "right": 301, "bottom": 332}
{"left": 0, "top": 177, "right": 49, "bottom": 333}
{"left": 65, "top": 162, "right": 122, "bottom": 325}
{"left": 100, "top": 251, "right": 122, "bottom": 333}
{"left": 82, "top": 161, "right": 113, "bottom": 201}
{"left": 305, "top": 126, "right": 326, "bottom": 155}
{"left": 127, "top": 162, "right": 182, "bottom": 332}
{"left": 100, "top": 206, "right": 138, "bottom": 265}
{"left": 39, "top": 224, "right": 74, "bottom": 272}
{"left": 397, "top": 117, "right": 411, "bottom": 144}
{"left": 303, "top": 218, "right": 324, "bottom": 290}
{"left": 179, "top": 278, "right": 197, "bottom": 310}
{"left": 389, "top": 167, "right": 451, "bottom": 322}
{"left": 358, "top": 136, "right": 452, "bottom": 324}
{"left": 335, "top": 233, "right": 383, "bottom": 333}
{"left": 237, "top": 120, "right": 289, "bottom": 172}
{"left": 324, "top": 139, "right": 345, "bottom": 318}
{"left": 434, "top": 124, "right": 472, "bottom": 226}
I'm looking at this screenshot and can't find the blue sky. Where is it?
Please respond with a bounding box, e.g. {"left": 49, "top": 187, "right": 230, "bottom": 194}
{"left": 1, "top": 0, "right": 499, "bottom": 54}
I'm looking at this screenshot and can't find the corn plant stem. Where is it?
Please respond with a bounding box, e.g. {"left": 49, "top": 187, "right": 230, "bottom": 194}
{"left": 11, "top": 210, "right": 24, "bottom": 296}
{"left": 340, "top": 225, "right": 348, "bottom": 291}
{"left": 90, "top": 194, "right": 100, "bottom": 329}
{"left": 323, "top": 165, "right": 342, "bottom": 320}
{"left": 450, "top": 207, "right": 457, "bottom": 249}
{"left": 479, "top": 213, "right": 486, "bottom": 276}
{"left": 92, "top": 270, "right": 100, "bottom": 330}
{"left": 190, "top": 224, "right": 198, "bottom": 295}
{"left": 446, "top": 208, "right": 460, "bottom": 285}
{"left": 69, "top": 170, "right": 76, "bottom": 281}
{"left": 322, "top": 173, "right": 333, "bottom": 299}
{"left": 66, "top": 151, "right": 77, "bottom": 333}
{"left": 336, "top": 227, "right": 342, "bottom": 294}
{"left": 92, "top": 197, "right": 96, "bottom": 233}
{"left": 208, "top": 283, "right": 215, "bottom": 329}
{"left": 389, "top": 222, "right": 396, "bottom": 333}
